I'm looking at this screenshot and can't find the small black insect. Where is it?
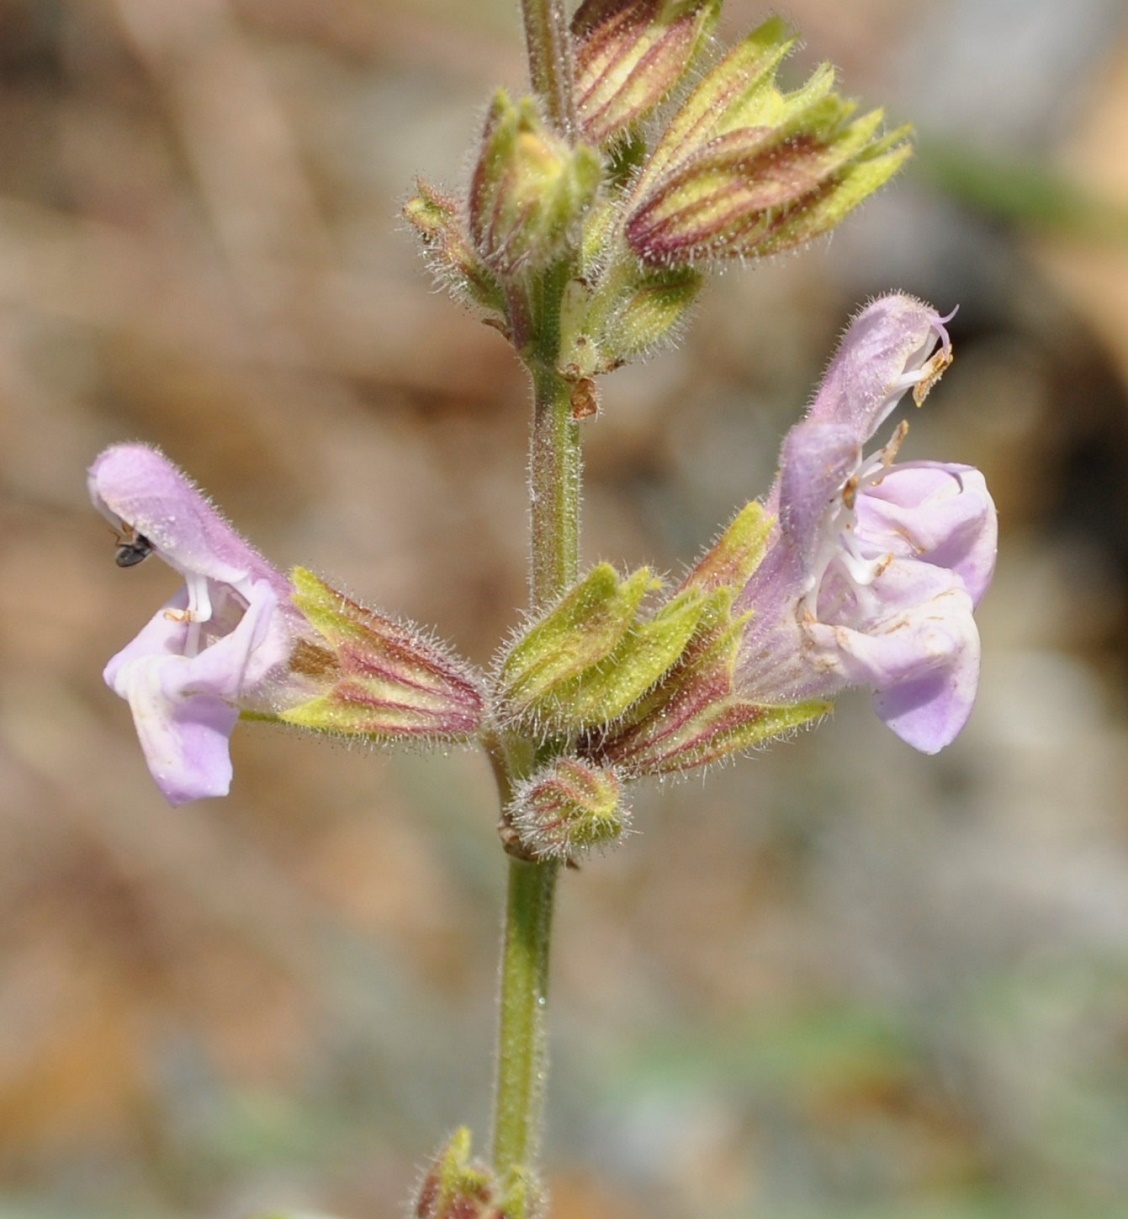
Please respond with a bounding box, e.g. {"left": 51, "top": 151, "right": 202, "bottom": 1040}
{"left": 115, "top": 533, "right": 154, "bottom": 568}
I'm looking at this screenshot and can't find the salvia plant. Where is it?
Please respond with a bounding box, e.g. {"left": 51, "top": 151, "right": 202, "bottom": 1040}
{"left": 89, "top": 2, "right": 997, "bottom": 1214}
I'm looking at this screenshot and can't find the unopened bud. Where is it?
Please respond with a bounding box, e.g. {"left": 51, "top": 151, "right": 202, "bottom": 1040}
{"left": 597, "top": 263, "right": 703, "bottom": 363}
{"left": 559, "top": 260, "right": 702, "bottom": 375}
{"left": 279, "top": 568, "right": 485, "bottom": 742}
{"left": 509, "top": 758, "right": 627, "bottom": 862}
{"left": 624, "top": 18, "right": 911, "bottom": 266}
{"left": 412, "top": 1129, "right": 544, "bottom": 1219}
{"left": 571, "top": 0, "right": 720, "bottom": 144}
{"left": 469, "top": 91, "right": 602, "bottom": 276}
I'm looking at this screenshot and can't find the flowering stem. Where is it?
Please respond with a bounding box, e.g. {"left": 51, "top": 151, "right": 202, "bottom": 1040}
{"left": 490, "top": 358, "right": 579, "bottom": 1190}
{"left": 529, "top": 363, "right": 581, "bottom": 605}
{"left": 489, "top": 4, "right": 581, "bottom": 1192}
{"left": 493, "top": 855, "right": 560, "bottom": 1178}
{"left": 519, "top": 0, "right": 577, "bottom": 139}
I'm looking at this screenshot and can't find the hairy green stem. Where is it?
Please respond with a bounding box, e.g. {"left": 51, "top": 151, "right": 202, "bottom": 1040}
{"left": 493, "top": 855, "right": 560, "bottom": 1177}
{"left": 529, "top": 365, "right": 581, "bottom": 605}
{"left": 519, "top": 0, "right": 578, "bottom": 139}
{"left": 490, "top": 362, "right": 579, "bottom": 1188}
{"left": 488, "top": 4, "right": 581, "bottom": 1193}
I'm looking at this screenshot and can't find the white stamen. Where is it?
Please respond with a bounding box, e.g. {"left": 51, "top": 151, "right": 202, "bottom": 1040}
{"left": 800, "top": 423, "right": 909, "bottom": 614}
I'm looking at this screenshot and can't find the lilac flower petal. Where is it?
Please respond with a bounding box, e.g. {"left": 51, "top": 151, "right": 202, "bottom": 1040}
{"left": 106, "top": 579, "right": 283, "bottom": 805}
{"left": 104, "top": 587, "right": 192, "bottom": 689}
{"left": 856, "top": 463, "right": 997, "bottom": 603}
{"left": 89, "top": 444, "right": 287, "bottom": 599}
{"left": 807, "top": 294, "right": 949, "bottom": 437}
{"left": 774, "top": 421, "right": 858, "bottom": 554}
{"left": 165, "top": 579, "right": 281, "bottom": 700}
{"left": 810, "top": 561, "right": 980, "bottom": 751}
{"left": 116, "top": 653, "right": 239, "bottom": 805}
{"left": 872, "top": 662, "right": 978, "bottom": 753}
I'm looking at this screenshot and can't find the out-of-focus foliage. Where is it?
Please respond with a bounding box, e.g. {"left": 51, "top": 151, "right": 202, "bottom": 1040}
{"left": 2, "top": 2, "right": 1128, "bottom": 1218}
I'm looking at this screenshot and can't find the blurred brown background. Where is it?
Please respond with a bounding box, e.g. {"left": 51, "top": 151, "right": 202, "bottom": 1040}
{"left": 3, "top": 1, "right": 1128, "bottom": 1216}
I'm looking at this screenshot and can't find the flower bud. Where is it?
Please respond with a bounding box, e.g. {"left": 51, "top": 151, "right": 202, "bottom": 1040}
{"left": 571, "top": 0, "right": 720, "bottom": 145}
{"left": 498, "top": 563, "right": 708, "bottom": 734}
{"left": 469, "top": 91, "right": 602, "bottom": 276}
{"left": 509, "top": 757, "right": 628, "bottom": 862}
{"left": 278, "top": 568, "right": 485, "bottom": 742}
{"left": 624, "top": 17, "right": 911, "bottom": 265}
{"left": 403, "top": 178, "right": 504, "bottom": 312}
{"left": 604, "top": 263, "right": 702, "bottom": 360}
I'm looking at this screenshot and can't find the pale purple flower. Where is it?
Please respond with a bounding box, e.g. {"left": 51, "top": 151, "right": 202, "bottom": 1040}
{"left": 735, "top": 294, "right": 997, "bottom": 752}
{"left": 89, "top": 444, "right": 302, "bottom": 805}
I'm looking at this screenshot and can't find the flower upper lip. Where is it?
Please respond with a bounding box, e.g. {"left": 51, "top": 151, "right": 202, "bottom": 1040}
{"left": 88, "top": 445, "right": 289, "bottom": 603}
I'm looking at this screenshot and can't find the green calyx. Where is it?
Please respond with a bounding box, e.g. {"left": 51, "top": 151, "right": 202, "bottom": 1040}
{"left": 278, "top": 567, "right": 485, "bottom": 742}
{"left": 416, "top": 1127, "right": 492, "bottom": 1218}
{"left": 684, "top": 500, "right": 774, "bottom": 593}
{"left": 572, "top": 0, "right": 722, "bottom": 145}
{"left": 403, "top": 178, "right": 505, "bottom": 312}
{"left": 411, "top": 1126, "right": 544, "bottom": 1219}
{"left": 634, "top": 16, "right": 799, "bottom": 193}
{"left": 751, "top": 125, "right": 912, "bottom": 257}
{"left": 568, "top": 505, "right": 826, "bottom": 776}
{"left": 594, "top": 587, "right": 830, "bottom": 777}
{"left": 499, "top": 563, "right": 709, "bottom": 733}
{"left": 511, "top": 757, "right": 626, "bottom": 863}
{"left": 624, "top": 17, "right": 912, "bottom": 265}
{"left": 499, "top": 507, "right": 777, "bottom": 739}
